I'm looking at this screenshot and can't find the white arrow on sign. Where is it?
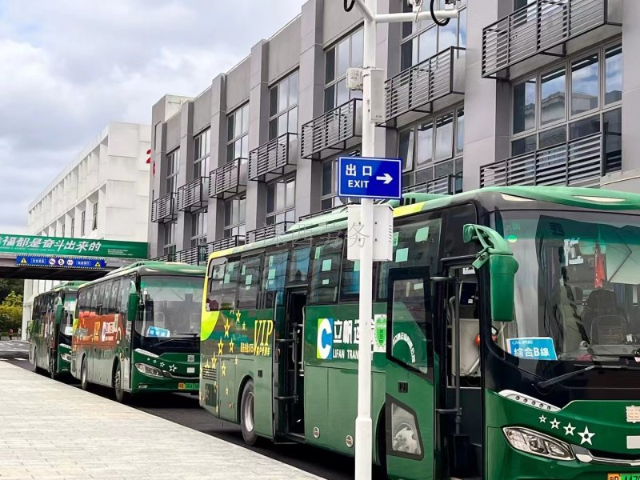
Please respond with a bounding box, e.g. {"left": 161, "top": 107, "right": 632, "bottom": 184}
{"left": 376, "top": 173, "right": 393, "bottom": 185}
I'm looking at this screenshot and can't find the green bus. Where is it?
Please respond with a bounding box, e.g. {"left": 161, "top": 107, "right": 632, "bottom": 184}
{"left": 29, "top": 281, "right": 82, "bottom": 379}
{"left": 199, "top": 186, "right": 640, "bottom": 479}
{"left": 71, "top": 261, "right": 205, "bottom": 402}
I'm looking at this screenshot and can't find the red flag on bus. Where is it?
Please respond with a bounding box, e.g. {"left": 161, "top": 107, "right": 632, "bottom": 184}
{"left": 594, "top": 242, "right": 605, "bottom": 288}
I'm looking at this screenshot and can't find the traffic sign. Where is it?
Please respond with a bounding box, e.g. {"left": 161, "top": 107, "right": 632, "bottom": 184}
{"left": 16, "top": 256, "right": 106, "bottom": 269}
{"left": 337, "top": 157, "right": 402, "bottom": 200}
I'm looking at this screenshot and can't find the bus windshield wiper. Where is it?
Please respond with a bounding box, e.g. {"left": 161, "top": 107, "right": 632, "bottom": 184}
{"left": 537, "top": 364, "right": 640, "bottom": 389}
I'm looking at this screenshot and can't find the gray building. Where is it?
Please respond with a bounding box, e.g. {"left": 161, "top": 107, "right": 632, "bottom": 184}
{"left": 148, "top": 0, "right": 630, "bottom": 263}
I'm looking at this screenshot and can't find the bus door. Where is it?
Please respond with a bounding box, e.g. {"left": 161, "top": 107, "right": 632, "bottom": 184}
{"left": 384, "top": 267, "right": 435, "bottom": 480}
{"left": 435, "top": 264, "right": 482, "bottom": 479}
{"left": 274, "top": 287, "right": 306, "bottom": 440}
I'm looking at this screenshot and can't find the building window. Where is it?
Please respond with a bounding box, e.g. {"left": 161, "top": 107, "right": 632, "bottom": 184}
{"left": 224, "top": 195, "right": 246, "bottom": 239}
{"left": 70, "top": 218, "right": 75, "bottom": 238}
{"left": 81, "top": 211, "right": 86, "bottom": 236}
{"left": 514, "top": 0, "right": 534, "bottom": 9}
{"left": 164, "top": 223, "right": 176, "bottom": 257}
{"left": 227, "top": 105, "right": 249, "bottom": 163}
{"left": 510, "top": 43, "right": 622, "bottom": 160}
{"left": 92, "top": 203, "right": 98, "bottom": 231}
{"left": 266, "top": 176, "right": 296, "bottom": 225}
{"left": 194, "top": 129, "right": 210, "bottom": 178}
{"left": 166, "top": 149, "right": 180, "bottom": 194}
{"left": 398, "top": 105, "right": 465, "bottom": 190}
{"left": 400, "top": 2, "right": 467, "bottom": 71}
{"left": 325, "top": 28, "right": 364, "bottom": 112}
{"left": 191, "top": 211, "right": 208, "bottom": 247}
{"left": 321, "top": 149, "right": 361, "bottom": 211}
{"left": 269, "top": 71, "right": 299, "bottom": 140}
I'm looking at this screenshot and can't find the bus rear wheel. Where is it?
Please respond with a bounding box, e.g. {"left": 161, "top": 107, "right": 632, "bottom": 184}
{"left": 240, "top": 380, "right": 257, "bottom": 446}
{"left": 113, "top": 361, "right": 127, "bottom": 404}
{"left": 80, "top": 357, "right": 89, "bottom": 391}
{"left": 49, "top": 354, "right": 57, "bottom": 380}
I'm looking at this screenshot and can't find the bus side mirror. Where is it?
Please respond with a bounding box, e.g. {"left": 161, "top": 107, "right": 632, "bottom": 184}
{"left": 128, "top": 293, "right": 140, "bottom": 322}
{"left": 463, "top": 224, "right": 519, "bottom": 322}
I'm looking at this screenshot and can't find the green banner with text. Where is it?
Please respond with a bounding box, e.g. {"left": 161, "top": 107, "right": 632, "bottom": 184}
{"left": 0, "top": 234, "right": 147, "bottom": 259}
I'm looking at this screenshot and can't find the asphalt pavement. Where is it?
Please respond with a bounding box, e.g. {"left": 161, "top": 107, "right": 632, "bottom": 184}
{"left": 0, "top": 341, "right": 386, "bottom": 480}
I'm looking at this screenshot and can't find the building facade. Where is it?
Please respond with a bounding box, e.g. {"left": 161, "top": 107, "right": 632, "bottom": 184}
{"left": 148, "top": 0, "right": 631, "bottom": 262}
{"left": 22, "top": 122, "right": 151, "bottom": 338}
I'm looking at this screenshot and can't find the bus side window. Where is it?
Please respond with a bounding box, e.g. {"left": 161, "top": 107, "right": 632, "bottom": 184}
{"left": 109, "top": 281, "right": 120, "bottom": 315}
{"left": 287, "top": 247, "right": 310, "bottom": 284}
{"left": 238, "top": 256, "right": 261, "bottom": 309}
{"left": 221, "top": 260, "right": 240, "bottom": 310}
{"left": 102, "top": 281, "right": 112, "bottom": 316}
{"left": 309, "top": 238, "right": 343, "bottom": 304}
{"left": 118, "top": 277, "right": 134, "bottom": 316}
{"left": 207, "top": 263, "right": 225, "bottom": 312}
{"left": 262, "top": 250, "right": 288, "bottom": 308}
{"left": 340, "top": 256, "right": 360, "bottom": 302}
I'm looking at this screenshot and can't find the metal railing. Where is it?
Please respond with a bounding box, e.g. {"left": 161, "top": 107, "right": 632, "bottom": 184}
{"left": 403, "top": 175, "right": 460, "bottom": 195}
{"left": 482, "top": 0, "right": 612, "bottom": 78}
{"left": 209, "top": 158, "right": 247, "bottom": 198}
{"left": 247, "top": 222, "right": 294, "bottom": 244}
{"left": 481, "top": 133, "right": 605, "bottom": 187}
{"left": 209, "top": 235, "right": 245, "bottom": 253}
{"left": 249, "top": 133, "right": 296, "bottom": 182}
{"left": 151, "top": 193, "right": 177, "bottom": 223}
{"left": 301, "top": 99, "right": 362, "bottom": 159}
{"left": 177, "top": 177, "right": 208, "bottom": 212}
{"left": 177, "top": 245, "right": 209, "bottom": 265}
{"left": 386, "top": 47, "right": 464, "bottom": 122}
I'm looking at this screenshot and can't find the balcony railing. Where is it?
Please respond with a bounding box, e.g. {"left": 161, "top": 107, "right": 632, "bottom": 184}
{"left": 177, "top": 177, "right": 208, "bottom": 212}
{"left": 209, "top": 235, "right": 245, "bottom": 253}
{"left": 151, "top": 193, "right": 177, "bottom": 223}
{"left": 480, "top": 133, "right": 609, "bottom": 187}
{"left": 249, "top": 133, "right": 297, "bottom": 182}
{"left": 482, "top": 0, "right": 620, "bottom": 78}
{"left": 301, "top": 99, "right": 362, "bottom": 159}
{"left": 177, "top": 244, "right": 209, "bottom": 266}
{"left": 403, "top": 175, "right": 461, "bottom": 196}
{"left": 386, "top": 47, "right": 465, "bottom": 123}
{"left": 247, "top": 222, "right": 294, "bottom": 244}
{"left": 209, "top": 158, "right": 247, "bottom": 199}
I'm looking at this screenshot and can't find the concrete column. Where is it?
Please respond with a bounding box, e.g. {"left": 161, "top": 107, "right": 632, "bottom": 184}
{"left": 621, "top": 1, "right": 640, "bottom": 173}
{"left": 462, "top": 0, "right": 511, "bottom": 192}
{"left": 208, "top": 74, "right": 228, "bottom": 243}
{"left": 149, "top": 104, "right": 167, "bottom": 258}
{"left": 296, "top": 0, "right": 325, "bottom": 219}
{"left": 176, "top": 102, "right": 194, "bottom": 252}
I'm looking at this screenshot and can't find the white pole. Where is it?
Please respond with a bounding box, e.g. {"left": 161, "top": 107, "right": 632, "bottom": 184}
{"left": 355, "top": 0, "right": 376, "bottom": 477}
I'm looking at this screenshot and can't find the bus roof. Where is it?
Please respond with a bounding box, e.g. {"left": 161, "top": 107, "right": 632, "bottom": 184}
{"left": 35, "top": 281, "right": 83, "bottom": 298}
{"left": 208, "top": 186, "right": 640, "bottom": 262}
{"left": 76, "top": 261, "right": 205, "bottom": 289}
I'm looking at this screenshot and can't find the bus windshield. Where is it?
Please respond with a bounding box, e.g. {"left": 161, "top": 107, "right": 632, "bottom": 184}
{"left": 138, "top": 276, "right": 203, "bottom": 339}
{"left": 62, "top": 294, "right": 77, "bottom": 337}
{"left": 491, "top": 209, "right": 640, "bottom": 375}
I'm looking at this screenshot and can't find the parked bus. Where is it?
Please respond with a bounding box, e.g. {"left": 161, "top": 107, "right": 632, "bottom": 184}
{"left": 29, "top": 281, "right": 82, "bottom": 379}
{"left": 71, "top": 261, "right": 205, "bottom": 402}
{"left": 200, "top": 186, "right": 640, "bottom": 479}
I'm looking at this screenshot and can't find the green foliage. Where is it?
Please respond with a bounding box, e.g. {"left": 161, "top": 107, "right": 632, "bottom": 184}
{"left": 0, "top": 279, "right": 24, "bottom": 304}
{"left": 0, "top": 304, "right": 21, "bottom": 332}
{"left": 2, "top": 291, "right": 22, "bottom": 308}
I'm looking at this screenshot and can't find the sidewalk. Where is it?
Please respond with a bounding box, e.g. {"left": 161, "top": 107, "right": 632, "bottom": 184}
{"left": 0, "top": 362, "right": 323, "bottom": 480}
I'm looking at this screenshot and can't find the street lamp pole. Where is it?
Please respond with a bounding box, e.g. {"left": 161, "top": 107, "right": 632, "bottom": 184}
{"left": 350, "top": 2, "right": 459, "bottom": 479}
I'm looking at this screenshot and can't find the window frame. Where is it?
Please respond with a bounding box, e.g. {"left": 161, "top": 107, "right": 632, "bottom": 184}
{"left": 510, "top": 41, "right": 623, "bottom": 155}
{"left": 166, "top": 148, "right": 180, "bottom": 194}
{"left": 324, "top": 27, "right": 364, "bottom": 112}
{"left": 191, "top": 210, "right": 208, "bottom": 247}
{"left": 269, "top": 71, "right": 299, "bottom": 141}
{"left": 227, "top": 104, "right": 249, "bottom": 164}
{"left": 193, "top": 128, "right": 211, "bottom": 179}
{"left": 266, "top": 175, "right": 296, "bottom": 226}
{"left": 223, "top": 194, "right": 247, "bottom": 239}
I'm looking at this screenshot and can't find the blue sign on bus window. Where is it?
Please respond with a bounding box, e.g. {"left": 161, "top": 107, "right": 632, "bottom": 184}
{"left": 147, "top": 326, "right": 171, "bottom": 338}
{"left": 507, "top": 337, "right": 558, "bottom": 361}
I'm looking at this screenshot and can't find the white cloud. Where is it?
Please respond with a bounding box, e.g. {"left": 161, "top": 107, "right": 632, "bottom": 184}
{"left": 0, "top": 0, "right": 304, "bottom": 232}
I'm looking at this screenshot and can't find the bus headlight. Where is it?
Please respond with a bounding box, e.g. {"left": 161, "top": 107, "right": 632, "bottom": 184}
{"left": 135, "top": 363, "right": 163, "bottom": 378}
{"left": 503, "top": 427, "right": 574, "bottom": 461}
{"left": 60, "top": 353, "right": 72, "bottom": 363}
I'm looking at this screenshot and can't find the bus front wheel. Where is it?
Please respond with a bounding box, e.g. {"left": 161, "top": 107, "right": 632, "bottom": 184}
{"left": 49, "top": 354, "right": 57, "bottom": 380}
{"left": 113, "top": 361, "right": 128, "bottom": 404}
{"left": 240, "top": 380, "right": 257, "bottom": 446}
{"left": 80, "top": 357, "right": 89, "bottom": 391}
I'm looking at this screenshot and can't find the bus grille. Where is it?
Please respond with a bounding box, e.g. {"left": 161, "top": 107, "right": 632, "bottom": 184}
{"left": 202, "top": 367, "right": 217, "bottom": 381}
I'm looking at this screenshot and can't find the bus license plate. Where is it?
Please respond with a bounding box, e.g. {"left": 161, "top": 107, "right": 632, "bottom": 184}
{"left": 609, "top": 475, "right": 640, "bottom": 480}
{"left": 178, "top": 383, "right": 198, "bottom": 390}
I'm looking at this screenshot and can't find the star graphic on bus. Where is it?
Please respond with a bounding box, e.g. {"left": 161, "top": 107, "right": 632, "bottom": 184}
{"left": 550, "top": 419, "right": 560, "bottom": 429}
{"left": 221, "top": 363, "right": 227, "bottom": 377}
{"left": 169, "top": 365, "right": 177, "bottom": 373}
{"left": 539, "top": 415, "right": 547, "bottom": 423}
{"left": 225, "top": 387, "right": 229, "bottom": 396}
{"left": 564, "top": 423, "right": 575, "bottom": 436}
{"left": 229, "top": 339, "right": 235, "bottom": 353}
{"left": 579, "top": 427, "right": 595, "bottom": 445}
{"left": 218, "top": 338, "right": 224, "bottom": 355}
{"left": 235, "top": 311, "right": 242, "bottom": 324}
{"left": 212, "top": 356, "right": 217, "bottom": 369}
{"left": 242, "top": 322, "right": 246, "bottom": 331}
{"left": 224, "top": 318, "right": 231, "bottom": 338}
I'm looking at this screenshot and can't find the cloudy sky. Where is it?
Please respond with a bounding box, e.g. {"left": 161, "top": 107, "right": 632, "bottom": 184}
{"left": 0, "top": 0, "right": 304, "bottom": 234}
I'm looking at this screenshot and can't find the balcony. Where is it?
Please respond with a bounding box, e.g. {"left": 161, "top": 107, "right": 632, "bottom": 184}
{"left": 151, "top": 193, "right": 177, "bottom": 224}
{"left": 209, "top": 235, "right": 245, "bottom": 253}
{"left": 177, "top": 177, "right": 208, "bottom": 212}
{"left": 209, "top": 158, "right": 247, "bottom": 199}
{"left": 404, "top": 174, "right": 461, "bottom": 196}
{"left": 177, "top": 245, "right": 209, "bottom": 266}
{"left": 482, "top": 0, "right": 621, "bottom": 78}
{"left": 480, "top": 132, "right": 618, "bottom": 187}
{"left": 301, "top": 99, "right": 362, "bottom": 160}
{"left": 247, "top": 222, "right": 294, "bottom": 244}
{"left": 385, "top": 47, "right": 465, "bottom": 126}
{"left": 249, "top": 133, "right": 297, "bottom": 182}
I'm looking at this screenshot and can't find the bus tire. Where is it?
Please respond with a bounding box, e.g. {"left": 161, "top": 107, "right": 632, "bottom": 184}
{"left": 80, "top": 356, "right": 90, "bottom": 391}
{"left": 376, "top": 408, "right": 387, "bottom": 472}
{"left": 49, "top": 354, "right": 57, "bottom": 380}
{"left": 240, "top": 380, "right": 257, "bottom": 446}
{"left": 113, "top": 361, "right": 127, "bottom": 404}
{"left": 31, "top": 346, "right": 40, "bottom": 374}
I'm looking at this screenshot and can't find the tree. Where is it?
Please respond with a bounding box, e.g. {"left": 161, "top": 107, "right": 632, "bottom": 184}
{"left": 0, "top": 279, "right": 24, "bottom": 304}
{"left": 2, "top": 291, "right": 22, "bottom": 308}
